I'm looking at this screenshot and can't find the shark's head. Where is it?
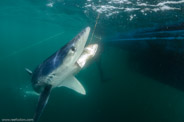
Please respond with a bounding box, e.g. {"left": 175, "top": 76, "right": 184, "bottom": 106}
{"left": 61, "top": 27, "right": 91, "bottom": 65}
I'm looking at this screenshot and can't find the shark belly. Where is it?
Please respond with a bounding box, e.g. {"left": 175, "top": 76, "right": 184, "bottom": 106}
{"left": 43, "top": 63, "right": 79, "bottom": 87}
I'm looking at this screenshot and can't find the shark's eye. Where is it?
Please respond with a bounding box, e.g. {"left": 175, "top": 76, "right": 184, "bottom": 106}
{"left": 71, "top": 46, "right": 76, "bottom": 52}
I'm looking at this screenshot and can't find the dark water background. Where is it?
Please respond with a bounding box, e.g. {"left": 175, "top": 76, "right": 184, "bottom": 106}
{"left": 0, "top": 0, "right": 184, "bottom": 122}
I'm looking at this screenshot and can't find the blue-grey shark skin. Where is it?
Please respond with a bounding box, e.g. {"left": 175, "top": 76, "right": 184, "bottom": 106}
{"left": 29, "top": 27, "right": 90, "bottom": 122}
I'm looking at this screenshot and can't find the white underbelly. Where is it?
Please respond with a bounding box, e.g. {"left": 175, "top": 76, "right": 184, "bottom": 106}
{"left": 46, "top": 64, "right": 79, "bottom": 87}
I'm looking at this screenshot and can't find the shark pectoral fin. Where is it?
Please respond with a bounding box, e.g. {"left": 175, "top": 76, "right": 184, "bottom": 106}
{"left": 25, "top": 68, "right": 33, "bottom": 76}
{"left": 33, "top": 85, "right": 52, "bottom": 122}
{"left": 61, "top": 76, "right": 86, "bottom": 95}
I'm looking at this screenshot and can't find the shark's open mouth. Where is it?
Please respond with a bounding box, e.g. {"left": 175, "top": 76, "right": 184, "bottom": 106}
{"left": 77, "top": 44, "right": 98, "bottom": 68}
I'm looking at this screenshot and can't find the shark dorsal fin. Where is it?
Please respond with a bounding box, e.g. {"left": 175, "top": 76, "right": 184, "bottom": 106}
{"left": 61, "top": 76, "right": 86, "bottom": 95}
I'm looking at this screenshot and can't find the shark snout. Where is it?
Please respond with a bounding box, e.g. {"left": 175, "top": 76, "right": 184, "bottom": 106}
{"left": 70, "top": 27, "right": 91, "bottom": 62}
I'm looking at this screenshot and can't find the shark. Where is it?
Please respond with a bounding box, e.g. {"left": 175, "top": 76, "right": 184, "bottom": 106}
{"left": 25, "top": 27, "right": 98, "bottom": 122}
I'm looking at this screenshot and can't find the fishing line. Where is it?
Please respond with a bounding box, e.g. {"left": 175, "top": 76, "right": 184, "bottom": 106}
{"left": 89, "top": 13, "right": 101, "bottom": 44}
{"left": 0, "top": 32, "right": 64, "bottom": 62}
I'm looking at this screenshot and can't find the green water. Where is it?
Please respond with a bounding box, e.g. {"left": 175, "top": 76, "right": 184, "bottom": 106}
{"left": 0, "top": 0, "right": 184, "bottom": 122}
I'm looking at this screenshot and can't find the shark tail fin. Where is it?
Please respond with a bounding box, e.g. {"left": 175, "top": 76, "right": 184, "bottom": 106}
{"left": 33, "top": 85, "right": 52, "bottom": 122}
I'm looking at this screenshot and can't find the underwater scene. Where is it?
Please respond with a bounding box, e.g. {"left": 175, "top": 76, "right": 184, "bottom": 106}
{"left": 0, "top": 0, "right": 184, "bottom": 122}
